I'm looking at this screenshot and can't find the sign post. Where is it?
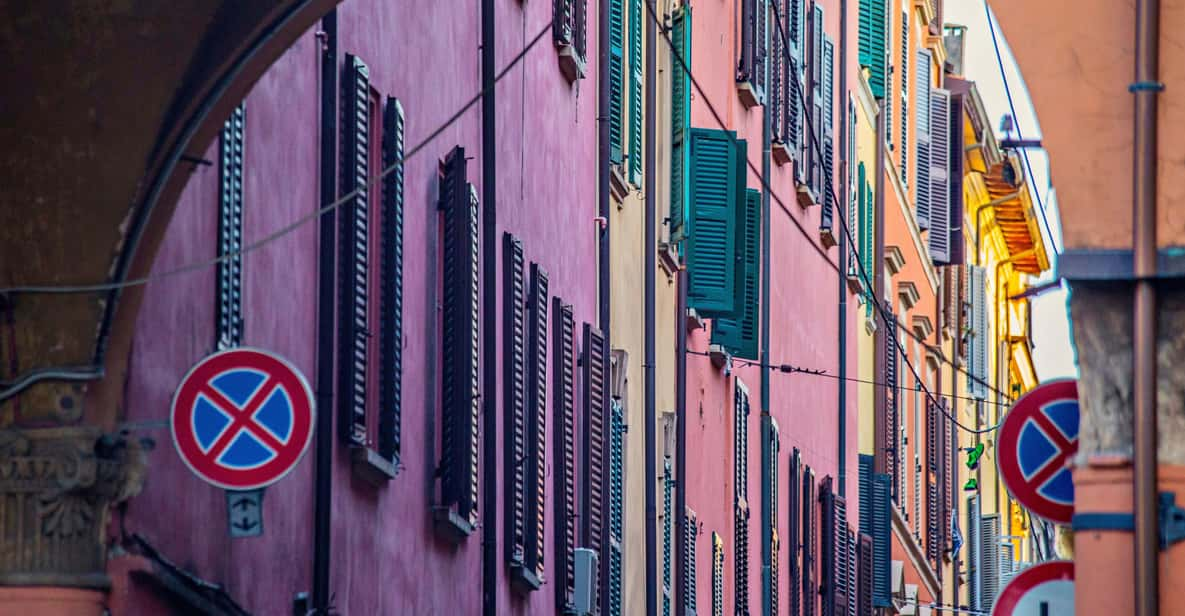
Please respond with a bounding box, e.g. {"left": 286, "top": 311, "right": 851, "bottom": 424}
{"left": 996, "top": 379, "right": 1079, "bottom": 525}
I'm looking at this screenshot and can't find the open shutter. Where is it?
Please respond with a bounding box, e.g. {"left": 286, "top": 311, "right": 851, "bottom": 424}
{"left": 767, "top": 419, "right": 781, "bottom": 616}
{"left": 687, "top": 129, "right": 745, "bottom": 316}
{"left": 734, "top": 384, "right": 752, "bottom": 615}
{"left": 711, "top": 188, "right": 761, "bottom": 359}
{"left": 857, "top": 0, "right": 888, "bottom": 98}
{"left": 712, "top": 532, "right": 726, "bottom": 616}
{"left": 846, "top": 529, "right": 858, "bottom": 616}
{"left": 857, "top": 534, "right": 873, "bottom": 616}
{"left": 216, "top": 103, "right": 245, "bottom": 350}
{"left": 583, "top": 324, "right": 609, "bottom": 613}
{"left": 627, "top": 0, "right": 643, "bottom": 184}
{"left": 883, "top": 309, "right": 900, "bottom": 502}
{"left": 948, "top": 93, "right": 966, "bottom": 264}
{"left": 554, "top": 301, "right": 578, "bottom": 610}
{"left": 669, "top": 6, "right": 692, "bottom": 241}
{"left": 379, "top": 98, "right": 405, "bottom": 463}
{"left": 504, "top": 234, "right": 528, "bottom": 565}
{"left": 787, "top": 0, "right": 805, "bottom": 180}
{"left": 339, "top": 54, "right": 370, "bottom": 446}
{"left": 809, "top": 4, "right": 824, "bottom": 198}
{"left": 526, "top": 264, "right": 550, "bottom": 580}
{"left": 914, "top": 49, "right": 933, "bottom": 229}
{"left": 968, "top": 265, "right": 988, "bottom": 399}
{"left": 663, "top": 461, "right": 674, "bottom": 616}
{"left": 439, "top": 146, "right": 480, "bottom": 530}
{"left": 982, "top": 514, "right": 1001, "bottom": 611}
{"left": 685, "top": 507, "right": 699, "bottom": 613}
{"left": 790, "top": 449, "right": 802, "bottom": 616}
{"left": 802, "top": 467, "right": 817, "bottom": 616}
{"left": 607, "top": 399, "right": 626, "bottom": 614}
{"left": 769, "top": 1, "right": 784, "bottom": 144}
{"left": 928, "top": 88, "right": 952, "bottom": 263}
{"left": 821, "top": 35, "right": 836, "bottom": 231}
{"left": 968, "top": 496, "right": 982, "bottom": 611}
{"left": 820, "top": 477, "right": 837, "bottom": 616}
{"left": 899, "top": 12, "right": 909, "bottom": 186}
{"left": 871, "top": 474, "right": 892, "bottom": 607}
{"left": 608, "top": 0, "right": 624, "bottom": 164}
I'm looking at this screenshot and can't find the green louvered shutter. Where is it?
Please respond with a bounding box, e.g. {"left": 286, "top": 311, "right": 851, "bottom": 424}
{"left": 710, "top": 188, "right": 761, "bottom": 359}
{"left": 627, "top": 0, "right": 643, "bottom": 184}
{"left": 607, "top": 399, "right": 625, "bottom": 614}
{"left": 685, "top": 507, "right": 699, "bottom": 612}
{"left": 857, "top": 0, "right": 888, "bottom": 99}
{"left": 687, "top": 129, "right": 744, "bottom": 316}
{"left": 871, "top": 473, "right": 892, "bottom": 607}
{"left": 609, "top": 0, "right": 624, "bottom": 164}
{"left": 669, "top": 6, "right": 692, "bottom": 241}
{"left": 663, "top": 460, "right": 674, "bottom": 616}
{"left": 856, "top": 163, "right": 873, "bottom": 281}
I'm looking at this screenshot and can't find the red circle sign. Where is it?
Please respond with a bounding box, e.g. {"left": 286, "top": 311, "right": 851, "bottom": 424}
{"left": 997, "top": 379, "right": 1079, "bottom": 525}
{"left": 170, "top": 348, "right": 315, "bottom": 490}
{"left": 992, "top": 560, "right": 1074, "bottom": 616}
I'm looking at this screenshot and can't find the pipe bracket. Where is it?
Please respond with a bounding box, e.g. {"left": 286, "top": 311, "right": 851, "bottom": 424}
{"left": 1159, "top": 492, "right": 1185, "bottom": 550}
{"left": 1128, "top": 80, "right": 1165, "bottom": 92}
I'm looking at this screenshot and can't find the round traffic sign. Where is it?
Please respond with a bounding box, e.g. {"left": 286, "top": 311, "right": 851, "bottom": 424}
{"left": 997, "top": 379, "right": 1079, "bottom": 525}
{"left": 171, "top": 348, "right": 315, "bottom": 490}
{"left": 992, "top": 560, "right": 1073, "bottom": 616}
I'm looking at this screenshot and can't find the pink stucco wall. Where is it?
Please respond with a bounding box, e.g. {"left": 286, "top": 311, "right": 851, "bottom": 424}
{"left": 119, "top": 0, "right": 600, "bottom": 613}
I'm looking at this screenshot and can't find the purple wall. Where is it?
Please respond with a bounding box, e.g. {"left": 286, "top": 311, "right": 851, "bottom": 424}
{"left": 120, "top": 0, "right": 599, "bottom": 613}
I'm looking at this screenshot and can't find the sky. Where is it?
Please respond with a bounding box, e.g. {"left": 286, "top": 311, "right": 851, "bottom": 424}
{"left": 943, "top": 0, "right": 1079, "bottom": 381}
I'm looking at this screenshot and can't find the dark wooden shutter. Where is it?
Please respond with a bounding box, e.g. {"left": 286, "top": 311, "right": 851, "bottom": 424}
{"left": 948, "top": 93, "right": 966, "bottom": 264}
{"left": 526, "top": 263, "right": 550, "bottom": 579}
{"left": 883, "top": 308, "right": 899, "bottom": 502}
{"left": 846, "top": 529, "right": 858, "bottom": 616}
{"left": 663, "top": 460, "right": 674, "bottom": 615}
{"left": 712, "top": 532, "right": 725, "bottom": 616}
{"left": 802, "top": 466, "right": 817, "bottom": 616}
{"left": 607, "top": 399, "right": 625, "bottom": 614}
{"left": 768, "top": 420, "right": 781, "bottom": 616}
{"left": 770, "top": 0, "right": 784, "bottom": 145}
{"left": 669, "top": 6, "right": 692, "bottom": 241}
{"left": 914, "top": 48, "right": 933, "bottom": 230}
{"left": 822, "top": 478, "right": 850, "bottom": 616}
{"left": 216, "top": 103, "right": 245, "bottom": 350}
{"left": 739, "top": 0, "right": 756, "bottom": 86}
{"left": 871, "top": 474, "right": 892, "bottom": 607}
{"left": 711, "top": 188, "right": 761, "bottom": 359}
{"left": 928, "top": 88, "right": 952, "bottom": 263}
{"left": 856, "top": 0, "right": 887, "bottom": 98}
{"left": 379, "top": 97, "right": 404, "bottom": 463}
{"left": 504, "top": 234, "right": 528, "bottom": 564}
{"left": 899, "top": 11, "right": 909, "bottom": 186}
{"left": 553, "top": 300, "right": 578, "bottom": 610}
{"left": 553, "top": 0, "right": 588, "bottom": 61}
{"left": 820, "top": 35, "right": 835, "bottom": 232}
{"left": 755, "top": 0, "right": 768, "bottom": 101}
{"left": 439, "top": 146, "right": 480, "bottom": 529}
{"left": 789, "top": 0, "right": 806, "bottom": 183}
{"left": 608, "top": 0, "right": 624, "bottom": 164}
{"left": 808, "top": 4, "right": 824, "bottom": 199}
{"left": 685, "top": 507, "right": 699, "bottom": 612}
{"left": 583, "top": 323, "right": 609, "bottom": 613}
{"left": 735, "top": 384, "right": 751, "bottom": 615}
{"left": 339, "top": 54, "right": 370, "bottom": 446}
{"left": 857, "top": 455, "right": 873, "bottom": 535}
{"left": 687, "top": 129, "right": 744, "bottom": 316}
{"left": 790, "top": 449, "right": 802, "bottom": 616}
{"left": 857, "top": 534, "right": 873, "bottom": 616}
{"left": 627, "top": 0, "right": 643, "bottom": 184}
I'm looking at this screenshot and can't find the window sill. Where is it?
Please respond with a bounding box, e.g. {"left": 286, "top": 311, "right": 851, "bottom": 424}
{"left": 658, "top": 242, "right": 681, "bottom": 279}
{"left": 772, "top": 142, "right": 793, "bottom": 166}
{"left": 350, "top": 446, "right": 397, "bottom": 486}
{"left": 736, "top": 80, "right": 761, "bottom": 109}
{"left": 510, "top": 563, "right": 543, "bottom": 594}
{"left": 557, "top": 45, "right": 586, "bottom": 82}
{"left": 432, "top": 506, "right": 475, "bottom": 543}
{"left": 610, "top": 165, "right": 630, "bottom": 203}
{"left": 820, "top": 226, "right": 837, "bottom": 249}
{"left": 708, "top": 344, "right": 730, "bottom": 371}
{"left": 685, "top": 308, "right": 705, "bottom": 333}
{"left": 795, "top": 181, "right": 817, "bottom": 208}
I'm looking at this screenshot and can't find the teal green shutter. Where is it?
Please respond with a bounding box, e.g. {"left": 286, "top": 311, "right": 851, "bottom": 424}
{"left": 628, "top": 0, "right": 643, "bottom": 184}
{"left": 687, "top": 129, "right": 744, "bottom": 316}
{"left": 607, "top": 399, "right": 625, "bottom": 615}
{"left": 857, "top": 0, "right": 888, "bottom": 98}
{"left": 609, "top": 0, "right": 624, "bottom": 164}
{"left": 663, "top": 461, "right": 673, "bottom": 616}
{"left": 710, "top": 188, "right": 761, "bottom": 359}
{"left": 669, "top": 6, "right": 692, "bottom": 241}
{"left": 872, "top": 474, "right": 892, "bottom": 607}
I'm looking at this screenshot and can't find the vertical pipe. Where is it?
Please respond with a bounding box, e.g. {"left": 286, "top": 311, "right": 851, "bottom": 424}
{"left": 836, "top": 0, "right": 849, "bottom": 499}
{"left": 1132, "top": 0, "right": 1160, "bottom": 614}
{"left": 480, "top": 0, "right": 498, "bottom": 612}
{"left": 675, "top": 267, "right": 688, "bottom": 616}
{"left": 312, "top": 11, "right": 337, "bottom": 614}
{"left": 644, "top": 1, "right": 659, "bottom": 613}
{"left": 598, "top": 0, "right": 613, "bottom": 605}
{"left": 760, "top": 7, "right": 773, "bottom": 616}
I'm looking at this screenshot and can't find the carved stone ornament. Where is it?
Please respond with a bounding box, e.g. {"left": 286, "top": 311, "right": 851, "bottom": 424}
{"left": 0, "top": 426, "right": 149, "bottom": 589}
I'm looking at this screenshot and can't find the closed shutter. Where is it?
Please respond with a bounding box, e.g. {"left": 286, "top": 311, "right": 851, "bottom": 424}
{"left": 968, "top": 265, "right": 988, "bottom": 399}
{"left": 883, "top": 309, "right": 899, "bottom": 502}
{"left": 379, "top": 97, "right": 404, "bottom": 463}
{"left": 822, "top": 477, "right": 849, "bottom": 616}
{"left": 526, "top": 264, "right": 550, "bottom": 578}
{"left": 857, "top": 534, "right": 873, "bottom": 616}
{"left": 583, "top": 324, "right": 609, "bottom": 613}
{"left": 982, "top": 514, "right": 1001, "bottom": 611}
{"left": 767, "top": 419, "right": 780, "bottom": 616}
{"left": 871, "top": 473, "right": 891, "bottom": 607}
{"left": 216, "top": 103, "right": 245, "bottom": 350}
{"left": 554, "top": 301, "right": 578, "bottom": 610}
{"left": 339, "top": 55, "right": 370, "bottom": 446}
{"left": 1000, "top": 542, "right": 1016, "bottom": 590}
{"left": 608, "top": 0, "right": 624, "bottom": 164}
{"left": 857, "top": 0, "right": 888, "bottom": 98}
{"left": 967, "top": 496, "right": 982, "bottom": 611}
{"left": 856, "top": 163, "right": 873, "bottom": 284}
{"left": 439, "top": 146, "right": 480, "bottom": 528}
{"left": 713, "top": 532, "right": 725, "bottom": 616}
{"left": 787, "top": 0, "right": 805, "bottom": 181}
{"left": 809, "top": 4, "right": 824, "bottom": 198}
{"left": 607, "top": 399, "right": 625, "bottom": 614}
{"left": 663, "top": 460, "right": 674, "bottom": 616}
{"left": 899, "top": 12, "right": 909, "bottom": 186}
{"left": 913, "top": 48, "right": 932, "bottom": 230}
{"left": 504, "top": 234, "right": 528, "bottom": 565}
{"left": 771, "top": 528, "right": 781, "bottom": 615}
{"left": 928, "top": 88, "right": 952, "bottom": 264}
{"left": 948, "top": 93, "right": 966, "bottom": 264}
{"left": 884, "top": 57, "right": 893, "bottom": 152}
{"left": 846, "top": 529, "right": 858, "bottom": 616}
{"left": 790, "top": 449, "right": 802, "bottom": 616}
{"left": 711, "top": 188, "right": 761, "bottom": 359}
{"left": 857, "top": 455, "right": 874, "bottom": 535}
{"left": 685, "top": 507, "right": 699, "bottom": 612}
{"left": 669, "top": 6, "right": 692, "bottom": 241}
{"left": 687, "top": 129, "right": 746, "bottom": 316}
{"left": 821, "top": 35, "right": 836, "bottom": 231}
{"left": 628, "top": 0, "right": 643, "bottom": 184}
{"left": 736, "top": 500, "right": 751, "bottom": 614}
{"left": 926, "top": 482, "right": 940, "bottom": 567}
{"left": 770, "top": 0, "right": 784, "bottom": 144}
{"left": 735, "top": 383, "right": 751, "bottom": 615}
{"left": 802, "top": 466, "right": 817, "bottom": 616}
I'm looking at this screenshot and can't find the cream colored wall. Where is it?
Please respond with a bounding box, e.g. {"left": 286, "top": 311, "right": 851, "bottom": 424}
{"left": 854, "top": 78, "right": 880, "bottom": 457}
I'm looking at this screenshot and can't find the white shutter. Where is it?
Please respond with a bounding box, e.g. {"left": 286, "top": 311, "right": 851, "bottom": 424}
{"left": 967, "top": 265, "right": 989, "bottom": 400}
{"left": 927, "top": 88, "right": 951, "bottom": 263}
{"left": 981, "top": 514, "right": 1001, "bottom": 612}
{"left": 913, "top": 49, "right": 932, "bottom": 230}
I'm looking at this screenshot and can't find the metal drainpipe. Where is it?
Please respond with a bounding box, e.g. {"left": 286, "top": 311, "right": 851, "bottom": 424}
{"left": 760, "top": 16, "right": 773, "bottom": 616}
{"left": 597, "top": 0, "right": 613, "bottom": 605}
{"left": 674, "top": 266, "right": 688, "bottom": 616}
{"left": 312, "top": 11, "right": 337, "bottom": 614}
{"left": 1132, "top": 0, "right": 1161, "bottom": 613}
{"left": 837, "top": 0, "right": 849, "bottom": 499}
{"left": 480, "top": 0, "right": 498, "bottom": 612}
{"left": 972, "top": 191, "right": 1020, "bottom": 267}
{"left": 644, "top": 2, "right": 658, "bottom": 613}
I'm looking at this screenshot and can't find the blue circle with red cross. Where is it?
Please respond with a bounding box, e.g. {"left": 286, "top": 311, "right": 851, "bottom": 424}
{"left": 997, "top": 379, "right": 1079, "bottom": 525}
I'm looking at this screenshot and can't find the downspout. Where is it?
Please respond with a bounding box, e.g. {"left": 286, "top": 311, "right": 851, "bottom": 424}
{"left": 644, "top": 2, "right": 659, "bottom": 613}
{"left": 873, "top": 96, "right": 888, "bottom": 475}
{"left": 597, "top": 0, "right": 613, "bottom": 606}
{"left": 759, "top": 14, "right": 773, "bottom": 616}
{"left": 674, "top": 272, "right": 688, "bottom": 616}
{"left": 312, "top": 11, "right": 337, "bottom": 614}
{"left": 836, "top": 0, "right": 849, "bottom": 499}
{"left": 480, "top": 0, "right": 498, "bottom": 612}
{"left": 972, "top": 191, "right": 1020, "bottom": 267}
{"left": 1132, "top": 0, "right": 1160, "bottom": 612}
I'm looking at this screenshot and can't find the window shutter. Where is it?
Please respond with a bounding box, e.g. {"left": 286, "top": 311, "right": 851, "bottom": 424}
{"left": 628, "top": 0, "right": 643, "bottom": 184}
{"left": 669, "top": 6, "right": 692, "bottom": 242}
{"left": 687, "top": 129, "right": 745, "bottom": 316}
{"left": 820, "top": 477, "right": 836, "bottom": 616}
{"left": 767, "top": 419, "right": 780, "bottom": 616}
{"left": 821, "top": 35, "right": 835, "bottom": 231}
{"left": 789, "top": 449, "right": 802, "bottom": 616}
{"left": 772, "top": 529, "right": 781, "bottom": 616}
{"left": 216, "top": 103, "right": 245, "bottom": 350}
{"left": 553, "top": 0, "right": 589, "bottom": 63}
{"left": 857, "top": 533, "right": 874, "bottom": 616}
{"left": 982, "top": 514, "right": 1001, "bottom": 610}
{"left": 526, "top": 264, "right": 550, "bottom": 579}
{"left": 948, "top": 93, "right": 966, "bottom": 264}
{"left": 787, "top": 0, "right": 805, "bottom": 179}
{"left": 857, "top": 454, "right": 873, "bottom": 535}
{"left": 554, "top": 301, "right": 578, "bottom": 611}
{"left": 607, "top": 399, "right": 626, "bottom": 614}
{"left": 712, "top": 531, "right": 725, "bottom": 616}
{"left": 583, "top": 323, "right": 610, "bottom": 613}
{"left": 846, "top": 529, "right": 858, "bottom": 616}
{"left": 802, "top": 466, "right": 817, "bottom": 616}
{"left": 339, "top": 54, "right": 370, "bottom": 447}
{"left": 856, "top": 163, "right": 873, "bottom": 284}
{"left": 926, "top": 481, "right": 940, "bottom": 567}
{"left": 770, "top": 1, "right": 784, "bottom": 144}
{"left": 857, "top": 0, "right": 887, "bottom": 98}
{"left": 913, "top": 49, "right": 932, "bottom": 230}
{"left": 968, "top": 496, "right": 982, "bottom": 611}
{"left": 663, "top": 460, "right": 674, "bottom": 616}
{"left": 609, "top": 0, "right": 624, "bottom": 165}
{"left": 756, "top": 0, "right": 768, "bottom": 102}
{"left": 379, "top": 98, "right": 405, "bottom": 463}
{"left": 809, "top": 4, "right": 824, "bottom": 198}
{"left": 968, "top": 265, "right": 988, "bottom": 399}
{"left": 711, "top": 188, "right": 761, "bottom": 359}
{"left": 899, "top": 12, "right": 909, "bottom": 186}
{"left": 885, "top": 65, "right": 893, "bottom": 151}
{"left": 734, "top": 383, "right": 751, "bottom": 615}
{"left": 504, "top": 234, "right": 528, "bottom": 565}
{"left": 439, "top": 146, "right": 480, "bottom": 529}
{"left": 736, "top": 500, "right": 751, "bottom": 614}
{"left": 685, "top": 507, "right": 699, "bottom": 613}
{"left": 871, "top": 474, "right": 892, "bottom": 607}
{"left": 928, "top": 88, "right": 952, "bottom": 264}
{"left": 883, "top": 309, "right": 899, "bottom": 502}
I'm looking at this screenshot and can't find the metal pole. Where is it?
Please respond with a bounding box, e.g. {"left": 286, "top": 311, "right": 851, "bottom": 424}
{"left": 836, "top": 0, "right": 849, "bottom": 499}
{"left": 644, "top": 2, "right": 659, "bottom": 613}
{"left": 480, "top": 0, "right": 498, "bottom": 612}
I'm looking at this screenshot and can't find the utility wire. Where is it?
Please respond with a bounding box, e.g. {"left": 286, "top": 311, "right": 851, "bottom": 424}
{"left": 0, "top": 22, "right": 553, "bottom": 296}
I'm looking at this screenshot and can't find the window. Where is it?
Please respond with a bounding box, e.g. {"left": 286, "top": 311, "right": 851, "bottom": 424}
{"left": 900, "top": 11, "right": 910, "bottom": 187}
{"left": 662, "top": 459, "right": 674, "bottom": 616}
{"left": 216, "top": 103, "right": 245, "bottom": 350}
{"left": 789, "top": 449, "right": 802, "bottom": 616}
{"left": 967, "top": 266, "right": 988, "bottom": 399}
{"left": 857, "top": 0, "right": 888, "bottom": 99}
{"left": 914, "top": 48, "right": 933, "bottom": 230}
{"left": 821, "top": 477, "right": 851, "bottom": 616}
{"left": 712, "top": 531, "right": 725, "bottom": 616}
{"left": 686, "top": 128, "right": 747, "bottom": 317}
{"left": 734, "top": 381, "right": 751, "bottom": 615}
{"left": 684, "top": 506, "right": 699, "bottom": 613}
{"left": 553, "top": 300, "right": 578, "bottom": 611}
{"left": 434, "top": 146, "right": 480, "bottom": 540}
{"left": 554, "top": 0, "right": 588, "bottom": 81}
{"left": 669, "top": 4, "right": 692, "bottom": 242}
{"left": 710, "top": 188, "right": 761, "bottom": 360}
{"left": 737, "top": 0, "right": 768, "bottom": 108}
{"left": 883, "top": 309, "right": 900, "bottom": 503}
{"left": 582, "top": 324, "right": 609, "bottom": 610}
{"left": 766, "top": 419, "right": 780, "bottom": 615}
{"left": 609, "top": 0, "right": 625, "bottom": 166}
{"left": 820, "top": 35, "right": 836, "bottom": 239}
{"left": 339, "top": 55, "right": 403, "bottom": 483}
{"left": 802, "top": 465, "right": 816, "bottom": 616}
